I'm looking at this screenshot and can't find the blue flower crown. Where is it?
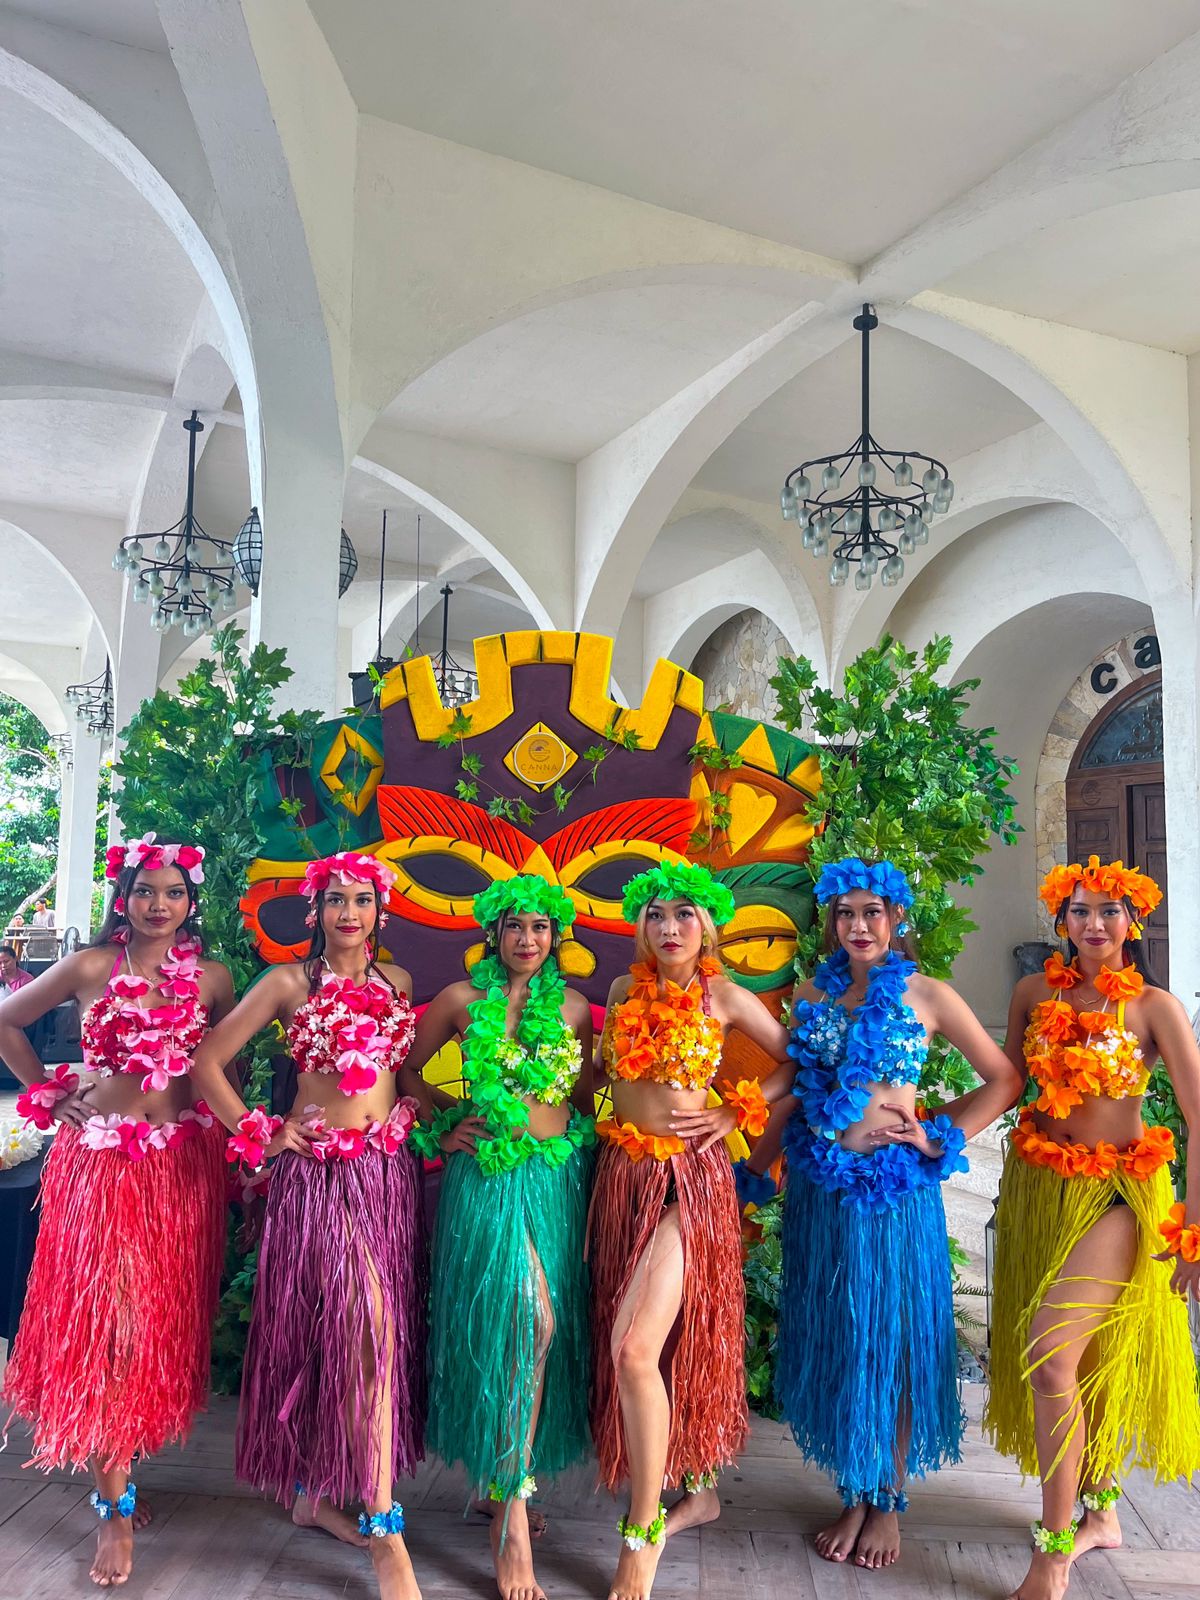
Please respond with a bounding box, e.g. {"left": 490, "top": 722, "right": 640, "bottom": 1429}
{"left": 813, "top": 857, "right": 914, "bottom": 910}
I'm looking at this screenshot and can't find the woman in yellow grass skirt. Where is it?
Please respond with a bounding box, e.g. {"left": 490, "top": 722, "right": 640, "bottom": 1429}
{"left": 986, "top": 857, "right": 1200, "bottom": 1600}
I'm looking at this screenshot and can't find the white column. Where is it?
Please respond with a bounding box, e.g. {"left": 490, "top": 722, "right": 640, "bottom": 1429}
{"left": 1156, "top": 595, "right": 1200, "bottom": 1005}
{"left": 108, "top": 585, "right": 161, "bottom": 838}
{"left": 55, "top": 727, "right": 103, "bottom": 940}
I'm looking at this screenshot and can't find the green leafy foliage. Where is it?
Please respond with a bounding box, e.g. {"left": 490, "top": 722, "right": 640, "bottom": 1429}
{"left": 742, "top": 1192, "right": 784, "bottom": 1419}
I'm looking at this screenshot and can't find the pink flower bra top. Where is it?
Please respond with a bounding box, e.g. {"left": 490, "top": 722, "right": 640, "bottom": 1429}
{"left": 80, "top": 939, "right": 208, "bottom": 1093}
{"left": 286, "top": 970, "right": 416, "bottom": 1096}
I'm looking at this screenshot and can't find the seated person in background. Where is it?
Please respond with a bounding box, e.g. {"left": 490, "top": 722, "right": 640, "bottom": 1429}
{"left": 0, "top": 945, "right": 34, "bottom": 998}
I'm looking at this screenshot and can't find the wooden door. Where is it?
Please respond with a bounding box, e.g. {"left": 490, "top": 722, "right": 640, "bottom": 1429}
{"left": 1130, "top": 781, "right": 1169, "bottom": 983}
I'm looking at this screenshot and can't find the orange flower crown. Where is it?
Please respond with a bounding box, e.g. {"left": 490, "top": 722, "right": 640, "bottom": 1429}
{"left": 1039, "top": 855, "right": 1162, "bottom": 923}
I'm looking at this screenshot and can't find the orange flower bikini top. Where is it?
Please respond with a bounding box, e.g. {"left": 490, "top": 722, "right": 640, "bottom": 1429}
{"left": 1023, "top": 954, "right": 1148, "bottom": 1119}
{"left": 602, "top": 957, "right": 725, "bottom": 1090}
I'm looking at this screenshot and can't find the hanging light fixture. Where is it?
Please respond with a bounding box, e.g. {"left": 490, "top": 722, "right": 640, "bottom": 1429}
{"left": 349, "top": 510, "right": 397, "bottom": 710}
{"left": 233, "top": 509, "right": 359, "bottom": 599}
{"left": 47, "top": 733, "right": 73, "bottom": 771}
{"left": 780, "top": 305, "right": 953, "bottom": 591}
{"left": 112, "top": 410, "right": 239, "bottom": 638}
{"left": 434, "top": 583, "right": 478, "bottom": 709}
{"left": 64, "top": 659, "right": 115, "bottom": 738}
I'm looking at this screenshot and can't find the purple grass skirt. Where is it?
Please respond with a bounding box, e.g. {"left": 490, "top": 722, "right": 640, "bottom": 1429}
{"left": 235, "top": 1142, "right": 428, "bottom": 1506}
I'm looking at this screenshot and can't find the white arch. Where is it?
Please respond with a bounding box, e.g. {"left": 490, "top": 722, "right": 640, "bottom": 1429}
{"left": 0, "top": 514, "right": 114, "bottom": 665}
{"left": 0, "top": 44, "right": 262, "bottom": 503}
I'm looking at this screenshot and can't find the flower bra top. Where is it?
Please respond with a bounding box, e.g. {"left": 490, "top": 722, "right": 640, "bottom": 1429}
{"left": 603, "top": 956, "right": 725, "bottom": 1091}
{"left": 286, "top": 968, "right": 416, "bottom": 1096}
{"left": 1023, "top": 955, "right": 1147, "bottom": 1119}
{"left": 80, "top": 939, "right": 208, "bottom": 1093}
{"left": 462, "top": 955, "right": 583, "bottom": 1111}
{"left": 788, "top": 948, "right": 927, "bottom": 1137}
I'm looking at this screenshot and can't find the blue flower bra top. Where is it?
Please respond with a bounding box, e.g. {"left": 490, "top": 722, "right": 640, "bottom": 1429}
{"left": 788, "top": 948, "right": 927, "bottom": 1137}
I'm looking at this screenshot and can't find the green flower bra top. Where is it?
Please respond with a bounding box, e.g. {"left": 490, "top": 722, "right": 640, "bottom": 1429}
{"left": 410, "top": 954, "right": 594, "bottom": 1175}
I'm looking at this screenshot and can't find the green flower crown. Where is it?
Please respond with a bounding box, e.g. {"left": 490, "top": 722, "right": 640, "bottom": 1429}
{"left": 620, "top": 862, "right": 735, "bottom": 926}
{"left": 472, "top": 873, "right": 577, "bottom": 930}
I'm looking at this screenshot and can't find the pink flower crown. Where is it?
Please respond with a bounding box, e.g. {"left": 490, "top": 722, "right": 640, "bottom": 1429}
{"left": 105, "top": 832, "right": 205, "bottom": 884}
{"left": 302, "top": 852, "right": 398, "bottom": 902}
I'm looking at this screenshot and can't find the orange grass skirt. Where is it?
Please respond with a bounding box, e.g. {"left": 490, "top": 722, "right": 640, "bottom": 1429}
{"left": 587, "top": 1135, "right": 748, "bottom": 1491}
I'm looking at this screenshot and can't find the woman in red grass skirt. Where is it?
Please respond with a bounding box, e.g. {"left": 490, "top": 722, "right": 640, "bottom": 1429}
{"left": 589, "top": 862, "right": 789, "bottom": 1600}
{"left": 191, "top": 852, "right": 426, "bottom": 1600}
{"left": 0, "top": 835, "right": 232, "bottom": 1588}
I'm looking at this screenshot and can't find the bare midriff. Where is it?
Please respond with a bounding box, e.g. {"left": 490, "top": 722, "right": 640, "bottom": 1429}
{"left": 1027, "top": 1094, "right": 1149, "bottom": 1149}
{"left": 73, "top": 1068, "right": 199, "bottom": 1123}
{"left": 611, "top": 1078, "right": 707, "bottom": 1137}
{"left": 836, "top": 1078, "right": 921, "bottom": 1154}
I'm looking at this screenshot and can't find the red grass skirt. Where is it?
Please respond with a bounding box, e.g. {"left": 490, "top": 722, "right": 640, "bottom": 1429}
{"left": 588, "top": 1138, "right": 749, "bottom": 1491}
{"left": 2, "top": 1123, "right": 225, "bottom": 1472}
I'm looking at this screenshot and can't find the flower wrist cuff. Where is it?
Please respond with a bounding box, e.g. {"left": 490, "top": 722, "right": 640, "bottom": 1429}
{"left": 1159, "top": 1203, "right": 1200, "bottom": 1262}
{"left": 617, "top": 1504, "right": 666, "bottom": 1550}
{"left": 732, "top": 1157, "right": 777, "bottom": 1209}
{"left": 923, "top": 1114, "right": 969, "bottom": 1182}
{"left": 16, "top": 1065, "right": 79, "bottom": 1129}
{"left": 723, "top": 1077, "right": 770, "bottom": 1137}
{"left": 226, "top": 1105, "right": 284, "bottom": 1171}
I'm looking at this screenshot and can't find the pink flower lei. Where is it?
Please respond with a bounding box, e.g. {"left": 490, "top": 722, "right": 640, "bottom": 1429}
{"left": 82, "top": 938, "right": 209, "bottom": 1093}
{"left": 105, "top": 832, "right": 205, "bottom": 884}
{"left": 287, "top": 974, "right": 416, "bottom": 1096}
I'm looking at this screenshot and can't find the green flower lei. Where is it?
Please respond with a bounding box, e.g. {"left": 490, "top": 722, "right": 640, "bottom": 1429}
{"left": 412, "top": 954, "right": 595, "bottom": 1174}
{"left": 620, "top": 862, "right": 735, "bottom": 926}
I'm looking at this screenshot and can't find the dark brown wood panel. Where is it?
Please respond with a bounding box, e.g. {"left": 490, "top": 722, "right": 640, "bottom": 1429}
{"left": 1130, "top": 781, "right": 1169, "bottom": 983}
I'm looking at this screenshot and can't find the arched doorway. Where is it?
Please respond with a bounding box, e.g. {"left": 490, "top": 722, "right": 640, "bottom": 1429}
{"left": 1065, "top": 673, "right": 1167, "bottom": 979}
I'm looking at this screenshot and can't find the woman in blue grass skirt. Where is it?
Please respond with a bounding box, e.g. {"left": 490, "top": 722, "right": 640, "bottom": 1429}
{"left": 738, "top": 858, "right": 1021, "bottom": 1571}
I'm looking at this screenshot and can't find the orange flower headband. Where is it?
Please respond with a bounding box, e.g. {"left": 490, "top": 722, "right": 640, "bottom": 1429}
{"left": 1038, "top": 855, "right": 1162, "bottom": 924}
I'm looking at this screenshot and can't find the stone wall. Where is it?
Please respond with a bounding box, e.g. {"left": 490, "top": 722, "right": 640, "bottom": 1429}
{"left": 1034, "top": 629, "right": 1161, "bottom": 933}
{"left": 689, "top": 608, "right": 790, "bottom": 720}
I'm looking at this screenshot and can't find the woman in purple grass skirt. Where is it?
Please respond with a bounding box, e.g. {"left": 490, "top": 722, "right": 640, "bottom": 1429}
{"left": 192, "top": 852, "right": 427, "bottom": 1600}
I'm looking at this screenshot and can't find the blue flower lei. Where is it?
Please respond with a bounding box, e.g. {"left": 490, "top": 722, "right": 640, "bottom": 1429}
{"left": 788, "top": 948, "right": 918, "bottom": 1135}
{"left": 814, "top": 857, "right": 913, "bottom": 909}
{"left": 783, "top": 1114, "right": 968, "bottom": 1214}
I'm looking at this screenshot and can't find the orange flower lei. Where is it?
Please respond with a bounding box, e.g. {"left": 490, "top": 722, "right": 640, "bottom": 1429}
{"left": 608, "top": 957, "right": 725, "bottom": 1091}
{"left": 1023, "top": 958, "right": 1148, "bottom": 1118}
{"left": 1012, "top": 1109, "right": 1174, "bottom": 1181}
{"left": 1158, "top": 1203, "right": 1200, "bottom": 1262}
{"left": 597, "top": 1119, "right": 685, "bottom": 1162}
{"left": 1039, "top": 855, "right": 1162, "bottom": 922}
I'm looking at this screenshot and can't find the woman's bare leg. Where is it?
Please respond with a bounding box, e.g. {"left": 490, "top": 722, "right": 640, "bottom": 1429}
{"left": 855, "top": 1405, "right": 911, "bottom": 1570}
{"left": 1008, "top": 1205, "right": 1136, "bottom": 1600}
{"left": 606, "top": 1205, "right": 686, "bottom": 1600}
{"left": 491, "top": 1246, "right": 554, "bottom": 1600}
{"left": 356, "top": 1254, "right": 421, "bottom": 1600}
{"left": 87, "top": 1462, "right": 134, "bottom": 1588}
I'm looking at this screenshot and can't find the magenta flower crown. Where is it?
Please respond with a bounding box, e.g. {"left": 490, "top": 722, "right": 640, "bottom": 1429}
{"left": 302, "top": 851, "right": 398, "bottom": 902}
{"left": 105, "top": 832, "right": 205, "bottom": 884}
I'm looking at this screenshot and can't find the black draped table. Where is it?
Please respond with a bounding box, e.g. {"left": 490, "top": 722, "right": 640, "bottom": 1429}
{"left": 0, "top": 1142, "right": 47, "bottom": 1343}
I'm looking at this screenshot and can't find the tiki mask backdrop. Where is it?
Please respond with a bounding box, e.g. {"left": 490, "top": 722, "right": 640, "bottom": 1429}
{"left": 241, "top": 631, "right": 819, "bottom": 1075}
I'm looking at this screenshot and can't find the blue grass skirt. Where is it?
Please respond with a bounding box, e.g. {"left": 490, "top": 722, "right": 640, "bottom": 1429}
{"left": 776, "top": 1124, "right": 964, "bottom": 1503}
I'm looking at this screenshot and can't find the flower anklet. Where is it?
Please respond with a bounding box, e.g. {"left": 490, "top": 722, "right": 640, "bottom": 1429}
{"left": 1031, "top": 1519, "right": 1078, "bottom": 1555}
{"left": 358, "top": 1502, "right": 405, "bottom": 1537}
{"left": 488, "top": 1475, "right": 536, "bottom": 1502}
{"left": 617, "top": 1504, "right": 666, "bottom": 1549}
{"left": 682, "top": 1470, "right": 717, "bottom": 1494}
{"left": 90, "top": 1482, "right": 137, "bottom": 1520}
{"left": 1081, "top": 1485, "right": 1121, "bottom": 1512}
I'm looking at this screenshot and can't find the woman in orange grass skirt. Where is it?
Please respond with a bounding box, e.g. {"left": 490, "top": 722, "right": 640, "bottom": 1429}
{"left": 588, "top": 862, "right": 788, "bottom": 1600}
{"left": 986, "top": 857, "right": 1200, "bottom": 1600}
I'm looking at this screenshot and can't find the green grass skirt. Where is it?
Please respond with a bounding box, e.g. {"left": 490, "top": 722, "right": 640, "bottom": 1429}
{"left": 427, "top": 1141, "right": 594, "bottom": 1500}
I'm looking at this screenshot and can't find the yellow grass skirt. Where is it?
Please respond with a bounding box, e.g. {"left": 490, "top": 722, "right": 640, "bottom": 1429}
{"left": 984, "top": 1139, "right": 1200, "bottom": 1484}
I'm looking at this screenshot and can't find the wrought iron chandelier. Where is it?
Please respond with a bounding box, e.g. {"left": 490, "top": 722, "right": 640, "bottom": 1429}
{"left": 348, "top": 510, "right": 397, "bottom": 710}
{"left": 780, "top": 305, "right": 954, "bottom": 590}
{"left": 434, "top": 583, "right": 478, "bottom": 709}
{"left": 112, "top": 411, "right": 238, "bottom": 637}
{"left": 64, "top": 659, "right": 114, "bottom": 738}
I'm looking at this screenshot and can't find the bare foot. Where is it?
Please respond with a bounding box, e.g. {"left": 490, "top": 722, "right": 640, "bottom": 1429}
{"left": 371, "top": 1534, "right": 422, "bottom": 1600}
{"left": 474, "top": 1497, "right": 547, "bottom": 1538}
{"left": 664, "top": 1486, "right": 720, "bottom": 1537}
{"left": 1007, "top": 1550, "right": 1072, "bottom": 1600}
{"left": 1072, "top": 1508, "right": 1122, "bottom": 1561}
{"left": 491, "top": 1498, "right": 545, "bottom": 1600}
{"left": 89, "top": 1521, "right": 133, "bottom": 1587}
{"left": 814, "top": 1501, "right": 868, "bottom": 1563}
{"left": 292, "top": 1492, "right": 369, "bottom": 1547}
{"left": 854, "top": 1506, "right": 900, "bottom": 1569}
{"left": 607, "top": 1541, "right": 664, "bottom": 1600}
